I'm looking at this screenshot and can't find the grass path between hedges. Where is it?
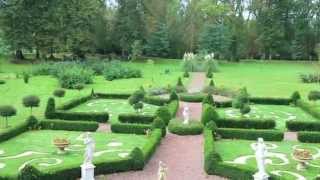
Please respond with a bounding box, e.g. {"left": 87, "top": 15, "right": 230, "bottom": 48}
{"left": 104, "top": 73, "right": 226, "bottom": 180}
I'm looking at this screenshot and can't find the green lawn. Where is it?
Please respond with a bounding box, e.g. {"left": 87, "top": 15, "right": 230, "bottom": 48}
{"left": 217, "top": 105, "right": 319, "bottom": 130}
{"left": 0, "top": 130, "right": 148, "bottom": 178}
{"left": 70, "top": 99, "right": 159, "bottom": 123}
{"left": 215, "top": 139, "right": 320, "bottom": 180}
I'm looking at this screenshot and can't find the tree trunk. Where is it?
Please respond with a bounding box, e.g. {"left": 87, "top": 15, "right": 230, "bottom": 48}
{"left": 15, "top": 49, "right": 25, "bottom": 60}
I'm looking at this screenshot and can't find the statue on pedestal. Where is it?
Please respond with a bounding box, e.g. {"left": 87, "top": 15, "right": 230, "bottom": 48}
{"left": 158, "top": 161, "right": 167, "bottom": 180}
{"left": 81, "top": 132, "right": 96, "bottom": 180}
{"left": 182, "top": 106, "right": 190, "bottom": 125}
{"left": 252, "top": 138, "right": 269, "bottom": 180}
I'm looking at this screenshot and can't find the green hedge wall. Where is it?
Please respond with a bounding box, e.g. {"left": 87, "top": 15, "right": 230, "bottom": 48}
{"left": 53, "top": 111, "right": 109, "bottom": 123}
{"left": 143, "top": 96, "right": 169, "bottom": 106}
{"left": 0, "top": 121, "right": 29, "bottom": 143}
{"left": 57, "top": 95, "right": 92, "bottom": 110}
{"left": 111, "top": 123, "right": 152, "bottom": 134}
{"left": 118, "top": 113, "right": 155, "bottom": 124}
{"left": 168, "top": 119, "right": 203, "bottom": 135}
{"left": 286, "top": 121, "right": 320, "bottom": 131}
{"left": 216, "top": 118, "right": 276, "bottom": 129}
{"left": 215, "top": 101, "right": 232, "bottom": 108}
{"left": 141, "top": 129, "right": 162, "bottom": 162}
{"left": 201, "top": 104, "right": 219, "bottom": 125}
{"left": 40, "top": 120, "right": 99, "bottom": 131}
{"left": 249, "top": 97, "right": 291, "bottom": 105}
{"left": 216, "top": 128, "right": 284, "bottom": 141}
{"left": 179, "top": 93, "right": 205, "bottom": 102}
{"left": 298, "top": 131, "right": 320, "bottom": 143}
{"left": 167, "top": 100, "right": 179, "bottom": 118}
{"left": 297, "top": 100, "right": 320, "bottom": 119}
{"left": 95, "top": 93, "right": 131, "bottom": 99}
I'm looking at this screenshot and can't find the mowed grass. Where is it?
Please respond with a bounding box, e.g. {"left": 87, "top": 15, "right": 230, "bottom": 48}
{"left": 215, "top": 139, "right": 320, "bottom": 180}
{"left": 0, "top": 57, "right": 184, "bottom": 133}
{"left": 215, "top": 61, "right": 319, "bottom": 98}
{"left": 70, "top": 99, "right": 159, "bottom": 123}
{"left": 217, "top": 105, "right": 319, "bottom": 130}
{"left": 0, "top": 130, "right": 148, "bottom": 178}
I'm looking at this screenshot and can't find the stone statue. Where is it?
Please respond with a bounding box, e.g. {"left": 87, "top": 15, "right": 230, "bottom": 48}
{"left": 158, "top": 161, "right": 167, "bottom": 180}
{"left": 252, "top": 138, "right": 269, "bottom": 180}
{"left": 182, "top": 106, "right": 190, "bottom": 124}
{"left": 84, "top": 132, "right": 95, "bottom": 165}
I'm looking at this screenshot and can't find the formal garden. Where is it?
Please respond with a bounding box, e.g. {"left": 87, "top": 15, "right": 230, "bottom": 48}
{"left": 1, "top": 0, "right": 320, "bottom": 180}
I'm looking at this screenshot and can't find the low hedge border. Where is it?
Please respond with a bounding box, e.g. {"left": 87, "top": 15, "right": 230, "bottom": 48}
{"left": 216, "top": 128, "right": 284, "bottom": 141}
{"left": 298, "top": 131, "right": 320, "bottom": 143}
{"left": 204, "top": 128, "right": 280, "bottom": 179}
{"left": 297, "top": 100, "right": 320, "bottom": 120}
{"left": 249, "top": 97, "right": 292, "bottom": 105}
{"left": 216, "top": 118, "right": 276, "bottom": 129}
{"left": 57, "top": 95, "right": 92, "bottom": 110}
{"left": 168, "top": 119, "right": 203, "bottom": 135}
{"left": 40, "top": 120, "right": 99, "bottom": 131}
{"left": 53, "top": 111, "right": 109, "bottom": 123}
{"left": 143, "top": 96, "right": 169, "bottom": 106}
{"left": 17, "top": 129, "right": 162, "bottom": 180}
{"left": 111, "top": 123, "right": 152, "bottom": 135}
{"left": 118, "top": 114, "right": 155, "bottom": 124}
{"left": 179, "top": 93, "right": 205, "bottom": 102}
{"left": 0, "top": 121, "right": 29, "bottom": 143}
{"left": 95, "top": 93, "right": 131, "bottom": 99}
{"left": 286, "top": 121, "right": 320, "bottom": 131}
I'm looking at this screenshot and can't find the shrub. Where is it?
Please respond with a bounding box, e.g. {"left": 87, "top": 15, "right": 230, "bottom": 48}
{"left": 103, "top": 61, "right": 142, "bottom": 81}
{"left": 155, "top": 106, "right": 172, "bottom": 125}
{"left": 203, "top": 128, "right": 222, "bottom": 174}
{"left": 291, "top": 91, "right": 301, "bottom": 105}
{"left": 147, "top": 87, "right": 169, "bottom": 96}
{"left": 129, "top": 90, "right": 145, "bottom": 112}
{"left": 169, "top": 91, "right": 179, "bottom": 101}
{"left": 174, "top": 77, "right": 187, "bottom": 93}
{"left": 232, "top": 87, "right": 249, "bottom": 109}
{"left": 201, "top": 104, "right": 219, "bottom": 125}
{"left": 53, "top": 111, "right": 109, "bottom": 123}
{"left": 57, "top": 95, "right": 91, "bottom": 110}
{"left": 297, "top": 100, "right": 320, "bottom": 119}
{"left": 130, "top": 148, "right": 144, "bottom": 170}
{"left": 57, "top": 65, "right": 94, "bottom": 89}
{"left": 286, "top": 121, "right": 320, "bottom": 131}
{"left": 53, "top": 89, "right": 66, "bottom": 98}
{"left": 202, "top": 80, "right": 215, "bottom": 94}
{"left": 27, "top": 116, "right": 38, "bottom": 130}
{"left": 217, "top": 128, "right": 284, "bottom": 141}
{"left": 298, "top": 131, "right": 320, "bottom": 143}
{"left": 18, "top": 165, "right": 42, "bottom": 180}
{"left": 183, "top": 71, "right": 190, "bottom": 78}
{"left": 179, "top": 93, "right": 205, "bottom": 102}
{"left": 0, "top": 80, "right": 5, "bottom": 85}
{"left": 216, "top": 118, "right": 276, "bottom": 129}
{"left": 152, "top": 117, "right": 166, "bottom": 137}
{"left": 206, "top": 68, "right": 213, "bottom": 78}
{"left": 143, "top": 96, "right": 169, "bottom": 106}
{"left": 202, "top": 93, "right": 215, "bottom": 106}
{"left": 167, "top": 100, "right": 179, "bottom": 117}
{"left": 141, "top": 129, "right": 162, "bottom": 162}
{"left": 118, "top": 114, "right": 155, "bottom": 124}
{"left": 0, "top": 105, "right": 17, "bottom": 128}
{"left": 23, "top": 72, "right": 30, "bottom": 84}
{"left": 299, "top": 73, "right": 320, "bottom": 83}
{"left": 249, "top": 97, "right": 292, "bottom": 105}
{"left": 111, "top": 123, "right": 152, "bottom": 134}
{"left": 206, "top": 121, "right": 217, "bottom": 132}
{"left": 22, "top": 95, "right": 40, "bottom": 114}
{"left": 0, "top": 121, "right": 29, "bottom": 143}
{"left": 74, "top": 84, "right": 84, "bottom": 91}
{"left": 168, "top": 119, "right": 203, "bottom": 135}
{"left": 40, "top": 120, "right": 99, "bottom": 131}
{"left": 209, "top": 79, "right": 215, "bottom": 86}
{"left": 240, "top": 103, "right": 251, "bottom": 116}
{"left": 308, "top": 91, "right": 320, "bottom": 102}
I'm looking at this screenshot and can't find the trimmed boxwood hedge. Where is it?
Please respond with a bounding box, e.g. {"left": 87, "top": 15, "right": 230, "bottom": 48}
{"left": 141, "top": 129, "right": 162, "bottom": 162}
{"left": 297, "top": 100, "right": 320, "bottom": 119}
{"left": 40, "top": 120, "right": 99, "bottom": 131}
{"left": 286, "top": 121, "right": 320, "bottom": 131}
{"left": 216, "top": 128, "right": 284, "bottom": 141}
{"left": 57, "top": 95, "right": 92, "bottom": 110}
{"left": 216, "top": 118, "right": 276, "bottom": 129}
{"left": 201, "top": 104, "right": 219, "bottom": 125}
{"left": 118, "top": 113, "right": 155, "bottom": 124}
{"left": 215, "top": 101, "right": 232, "bottom": 108}
{"left": 0, "top": 121, "right": 29, "bottom": 143}
{"left": 179, "top": 93, "right": 206, "bottom": 102}
{"left": 167, "top": 100, "right": 179, "bottom": 118}
{"left": 53, "top": 111, "right": 109, "bottom": 123}
{"left": 298, "top": 131, "right": 320, "bottom": 143}
{"left": 111, "top": 123, "right": 152, "bottom": 134}
{"left": 95, "top": 93, "right": 131, "bottom": 99}
{"left": 168, "top": 119, "right": 203, "bottom": 135}
{"left": 143, "top": 96, "right": 169, "bottom": 106}
{"left": 249, "top": 97, "right": 292, "bottom": 105}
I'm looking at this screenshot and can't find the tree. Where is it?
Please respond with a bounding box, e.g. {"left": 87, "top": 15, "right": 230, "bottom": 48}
{"left": 129, "top": 89, "right": 145, "bottom": 113}
{"left": 22, "top": 95, "right": 40, "bottom": 114}
{"left": 240, "top": 103, "right": 251, "bottom": 117}
{"left": 291, "top": 91, "right": 301, "bottom": 105}
{"left": 0, "top": 105, "right": 16, "bottom": 128}
{"left": 130, "top": 40, "right": 143, "bottom": 60}
{"left": 232, "top": 87, "right": 249, "bottom": 109}
{"left": 145, "top": 22, "right": 170, "bottom": 57}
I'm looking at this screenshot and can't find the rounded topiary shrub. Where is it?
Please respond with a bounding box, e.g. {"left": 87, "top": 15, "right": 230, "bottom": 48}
{"left": 175, "top": 77, "right": 187, "bottom": 93}
{"left": 155, "top": 106, "right": 172, "bottom": 125}
{"left": 291, "top": 91, "right": 301, "bottom": 105}
{"left": 206, "top": 68, "right": 213, "bottom": 78}
{"left": 203, "top": 94, "right": 215, "bottom": 106}
{"left": 0, "top": 105, "right": 17, "bottom": 128}
{"left": 168, "top": 119, "right": 203, "bottom": 135}
{"left": 201, "top": 104, "right": 219, "bottom": 125}
{"left": 130, "top": 147, "right": 144, "bottom": 170}
{"left": 183, "top": 71, "right": 190, "bottom": 78}
{"left": 22, "top": 95, "right": 40, "bottom": 114}
{"left": 206, "top": 121, "right": 217, "bottom": 132}
{"left": 170, "top": 91, "right": 179, "bottom": 101}
{"left": 45, "top": 98, "right": 56, "bottom": 119}
{"left": 27, "top": 116, "right": 38, "bottom": 130}
{"left": 23, "top": 73, "right": 30, "bottom": 84}
{"left": 152, "top": 117, "right": 166, "bottom": 137}
{"left": 18, "top": 165, "right": 42, "bottom": 180}
{"left": 53, "top": 89, "right": 66, "bottom": 98}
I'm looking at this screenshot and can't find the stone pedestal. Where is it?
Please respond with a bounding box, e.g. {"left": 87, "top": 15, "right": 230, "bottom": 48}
{"left": 253, "top": 172, "right": 269, "bottom": 180}
{"left": 81, "top": 163, "right": 95, "bottom": 180}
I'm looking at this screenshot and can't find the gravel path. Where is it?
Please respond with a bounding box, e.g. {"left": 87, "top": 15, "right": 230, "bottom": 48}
{"left": 284, "top": 131, "right": 298, "bottom": 141}
{"left": 101, "top": 73, "right": 226, "bottom": 180}
{"left": 97, "top": 123, "right": 111, "bottom": 133}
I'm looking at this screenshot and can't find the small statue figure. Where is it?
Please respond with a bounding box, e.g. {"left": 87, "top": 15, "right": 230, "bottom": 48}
{"left": 84, "top": 132, "right": 95, "bottom": 165}
{"left": 182, "top": 106, "right": 190, "bottom": 124}
{"left": 252, "top": 138, "right": 269, "bottom": 180}
{"left": 158, "top": 161, "right": 167, "bottom": 180}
